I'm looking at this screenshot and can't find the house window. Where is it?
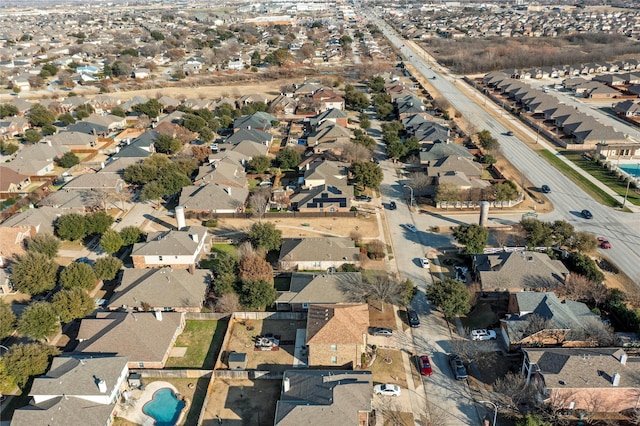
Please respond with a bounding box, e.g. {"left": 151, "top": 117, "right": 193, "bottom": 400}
{"left": 330, "top": 344, "right": 337, "bottom": 351}
{"left": 331, "top": 356, "right": 337, "bottom": 364}
{"left": 138, "top": 362, "right": 144, "bottom": 368}
{"left": 302, "top": 303, "right": 309, "bottom": 309}
{"left": 330, "top": 207, "right": 335, "bottom": 212}
{"left": 158, "top": 256, "right": 163, "bottom": 261}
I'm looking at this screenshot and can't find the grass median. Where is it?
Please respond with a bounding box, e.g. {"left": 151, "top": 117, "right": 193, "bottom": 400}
{"left": 538, "top": 150, "right": 624, "bottom": 208}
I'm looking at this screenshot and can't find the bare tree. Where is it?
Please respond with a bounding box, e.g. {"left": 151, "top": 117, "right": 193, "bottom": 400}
{"left": 337, "top": 273, "right": 404, "bottom": 312}
{"left": 493, "top": 229, "right": 510, "bottom": 250}
{"left": 215, "top": 293, "right": 241, "bottom": 313}
{"left": 349, "top": 230, "right": 362, "bottom": 244}
{"left": 566, "top": 318, "right": 615, "bottom": 347}
{"left": 249, "top": 189, "right": 270, "bottom": 220}
{"left": 237, "top": 241, "right": 255, "bottom": 260}
{"left": 563, "top": 273, "right": 609, "bottom": 305}
{"left": 492, "top": 372, "right": 538, "bottom": 417}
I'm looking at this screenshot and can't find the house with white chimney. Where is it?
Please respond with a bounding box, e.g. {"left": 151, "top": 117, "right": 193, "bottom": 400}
{"left": 11, "top": 355, "right": 128, "bottom": 426}
{"left": 130, "top": 223, "right": 209, "bottom": 269}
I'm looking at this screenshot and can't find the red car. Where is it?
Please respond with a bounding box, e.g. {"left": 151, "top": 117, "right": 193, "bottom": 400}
{"left": 598, "top": 237, "right": 612, "bottom": 249}
{"left": 418, "top": 355, "right": 433, "bottom": 376}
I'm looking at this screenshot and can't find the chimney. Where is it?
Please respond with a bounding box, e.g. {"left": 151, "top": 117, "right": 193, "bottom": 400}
{"left": 306, "top": 163, "right": 310, "bottom": 171}
{"left": 175, "top": 206, "right": 186, "bottom": 230}
{"left": 283, "top": 377, "right": 290, "bottom": 392}
{"left": 612, "top": 372, "right": 621, "bottom": 386}
{"left": 191, "top": 233, "right": 199, "bottom": 243}
{"left": 226, "top": 187, "right": 231, "bottom": 196}
{"left": 618, "top": 352, "right": 628, "bottom": 365}
{"left": 100, "top": 161, "right": 105, "bottom": 169}
{"left": 154, "top": 310, "right": 163, "bottom": 321}
{"left": 98, "top": 379, "right": 107, "bottom": 393}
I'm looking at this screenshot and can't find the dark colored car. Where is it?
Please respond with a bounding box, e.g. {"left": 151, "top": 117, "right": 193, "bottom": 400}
{"left": 541, "top": 185, "right": 551, "bottom": 193}
{"left": 389, "top": 201, "right": 397, "bottom": 210}
{"left": 505, "top": 131, "right": 514, "bottom": 136}
{"left": 355, "top": 195, "right": 372, "bottom": 202}
{"left": 581, "top": 209, "right": 593, "bottom": 219}
{"left": 407, "top": 309, "right": 420, "bottom": 328}
{"left": 449, "top": 354, "right": 468, "bottom": 380}
{"left": 417, "top": 355, "right": 433, "bottom": 376}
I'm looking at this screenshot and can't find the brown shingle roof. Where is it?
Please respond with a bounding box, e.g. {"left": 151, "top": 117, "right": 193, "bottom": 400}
{"left": 306, "top": 304, "right": 369, "bottom": 345}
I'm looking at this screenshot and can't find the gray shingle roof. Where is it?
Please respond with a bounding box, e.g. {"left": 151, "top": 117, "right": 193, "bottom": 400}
{"left": 11, "top": 395, "right": 115, "bottom": 426}
{"left": 131, "top": 226, "right": 208, "bottom": 257}
{"left": 275, "top": 370, "right": 373, "bottom": 425}
{"left": 276, "top": 272, "right": 362, "bottom": 305}
{"left": 279, "top": 237, "right": 359, "bottom": 263}
{"left": 108, "top": 268, "right": 209, "bottom": 310}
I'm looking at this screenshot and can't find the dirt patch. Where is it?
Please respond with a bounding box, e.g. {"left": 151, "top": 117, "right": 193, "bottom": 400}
{"left": 368, "top": 302, "right": 397, "bottom": 329}
{"left": 203, "top": 378, "right": 280, "bottom": 426}
{"left": 369, "top": 349, "right": 408, "bottom": 389}
{"left": 208, "top": 215, "right": 380, "bottom": 240}
{"left": 222, "top": 319, "right": 306, "bottom": 373}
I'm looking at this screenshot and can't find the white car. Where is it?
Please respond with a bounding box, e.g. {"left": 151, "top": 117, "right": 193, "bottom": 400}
{"left": 374, "top": 384, "right": 401, "bottom": 397}
{"left": 403, "top": 223, "right": 418, "bottom": 233}
{"left": 419, "top": 257, "right": 430, "bottom": 269}
{"left": 471, "top": 329, "right": 497, "bottom": 341}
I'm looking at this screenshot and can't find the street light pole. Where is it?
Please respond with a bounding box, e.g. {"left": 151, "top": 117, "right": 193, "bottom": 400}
{"left": 403, "top": 185, "right": 414, "bottom": 209}
{"left": 479, "top": 400, "right": 498, "bottom": 426}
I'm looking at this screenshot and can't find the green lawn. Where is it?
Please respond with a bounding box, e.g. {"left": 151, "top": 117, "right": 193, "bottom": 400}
{"left": 538, "top": 150, "right": 623, "bottom": 208}
{"left": 562, "top": 152, "right": 640, "bottom": 207}
{"left": 165, "top": 320, "right": 227, "bottom": 369}
{"left": 211, "top": 243, "right": 238, "bottom": 257}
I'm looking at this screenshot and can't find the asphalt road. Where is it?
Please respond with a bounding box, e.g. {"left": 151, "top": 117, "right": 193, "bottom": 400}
{"left": 372, "top": 14, "right": 640, "bottom": 283}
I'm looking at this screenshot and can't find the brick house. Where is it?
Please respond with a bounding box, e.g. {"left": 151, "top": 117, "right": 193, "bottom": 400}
{"left": 305, "top": 303, "right": 369, "bottom": 368}
{"left": 130, "top": 226, "right": 208, "bottom": 269}
{"left": 522, "top": 347, "right": 640, "bottom": 419}
{"left": 279, "top": 237, "right": 360, "bottom": 271}
{"left": 275, "top": 272, "right": 362, "bottom": 311}
{"left": 75, "top": 311, "right": 185, "bottom": 369}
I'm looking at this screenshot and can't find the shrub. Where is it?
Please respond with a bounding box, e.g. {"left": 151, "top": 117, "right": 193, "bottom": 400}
{"left": 204, "top": 219, "right": 218, "bottom": 228}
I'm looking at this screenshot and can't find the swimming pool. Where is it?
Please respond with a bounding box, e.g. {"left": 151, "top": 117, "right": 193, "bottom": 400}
{"left": 619, "top": 164, "right": 640, "bottom": 178}
{"left": 142, "top": 388, "right": 185, "bottom": 426}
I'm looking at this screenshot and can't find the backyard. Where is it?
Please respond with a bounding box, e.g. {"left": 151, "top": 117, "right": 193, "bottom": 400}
{"left": 202, "top": 378, "right": 280, "bottom": 425}
{"left": 166, "top": 320, "right": 227, "bottom": 369}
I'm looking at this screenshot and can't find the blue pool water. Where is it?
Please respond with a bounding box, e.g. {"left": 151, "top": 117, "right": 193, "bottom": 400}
{"left": 619, "top": 164, "right": 640, "bottom": 178}
{"left": 142, "top": 388, "right": 185, "bottom": 426}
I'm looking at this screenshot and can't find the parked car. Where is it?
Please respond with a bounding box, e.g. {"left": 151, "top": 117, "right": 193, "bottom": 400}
{"left": 355, "top": 195, "right": 372, "bottom": 202}
{"left": 407, "top": 309, "right": 420, "bottom": 327}
{"left": 374, "top": 384, "right": 401, "bottom": 397}
{"left": 505, "top": 131, "right": 514, "bottom": 136}
{"left": 471, "top": 329, "right": 497, "bottom": 341}
{"left": 541, "top": 185, "right": 551, "bottom": 193}
{"left": 598, "top": 237, "right": 612, "bottom": 249}
{"left": 389, "top": 201, "right": 397, "bottom": 210}
{"left": 417, "top": 355, "right": 433, "bottom": 376}
{"left": 371, "top": 327, "right": 393, "bottom": 337}
{"left": 403, "top": 223, "right": 418, "bottom": 233}
{"left": 449, "top": 354, "right": 468, "bottom": 380}
{"left": 581, "top": 209, "right": 593, "bottom": 219}
{"left": 419, "top": 257, "right": 430, "bottom": 269}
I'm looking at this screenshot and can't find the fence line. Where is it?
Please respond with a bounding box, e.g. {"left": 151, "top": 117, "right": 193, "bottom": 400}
{"left": 136, "top": 369, "right": 212, "bottom": 379}
{"left": 212, "top": 370, "right": 284, "bottom": 380}
{"left": 185, "top": 312, "right": 231, "bottom": 320}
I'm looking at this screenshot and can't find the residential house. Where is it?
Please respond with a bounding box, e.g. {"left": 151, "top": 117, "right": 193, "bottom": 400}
{"left": 274, "top": 370, "right": 373, "bottom": 425}
{"left": 501, "top": 292, "right": 607, "bottom": 349}
{"left": 0, "top": 206, "right": 62, "bottom": 235}
{"left": 613, "top": 100, "right": 640, "bottom": 117}
{"left": 11, "top": 355, "right": 128, "bottom": 426}
{"left": 412, "top": 121, "right": 451, "bottom": 145}
{"left": 130, "top": 226, "right": 209, "bottom": 269}
{"left": 522, "top": 347, "right": 640, "bottom": 418}
{"left": 418, "top": 141, "right": 474, "bottom": 165}
{"left": 308, "top": 108, "right": 348, "bottom": 128}
{"left": 195, "top": 153, "right": 249, "bottom": 189}
{"left": 305, "top": 303, "right": 369, "bottom": 368}
{"left": 179, "top": 183, "right": 249, "bottom": 214}
{"left": 310, "top": 87, "right": 345, "bottom": 112}
{"left": 0, "top": 116, "right": 29, "bottom": 139}
{"left": 472, "top": 250, "right": 570, "bottom": 293}
{"left": 0, "top": 226, "right": 33, "bottom": 268}
{"left": 306, "top": 121, "right": 351, "bottom": 152}
{"left": 279, "top": 237, "right": 360, "bottom": 271}
{"left": 61, "top": 170, "right": 125, "bottom": 194}
{"left": 238, "top": 93, "right": 269, "bottom": 107}
{"left": 108, "top": 268, "right": 210, "bottom": 312}
{"left": 68, "top": 114, "right": 127, "bottom": 135}
{"left": 275, "top": 272, "right": 362, "bottom": 311}
{"left": 111, "top": 130, "right": 157, "bottom": 160}
{"left": 4, "top": 140, "right": 68, "bottom": 176}
{"left": 0, "top": 166, "right": 31, "bottom": 194}
{"left": 38, "top": 189, "right": 103, "bottom": 212}
{"left": 427, "top": 155, "right": 483, "bottom": 180}
{"left": 75, "top": 311, "right": 185, "bottom": 369}
{"left": 233, "top": 111, "right": 277, "bottom": 132}
{"left": 46, "top": 131, "right": 98, "bottom": 150}
{"left": 269, "top": 95, "right": 297, "bottom": 115}
{"left": 289, "top": 160, "right": 353, "bottom": 212}
{"left": 225, "top": 128, "right": 272, "bottom": 146}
